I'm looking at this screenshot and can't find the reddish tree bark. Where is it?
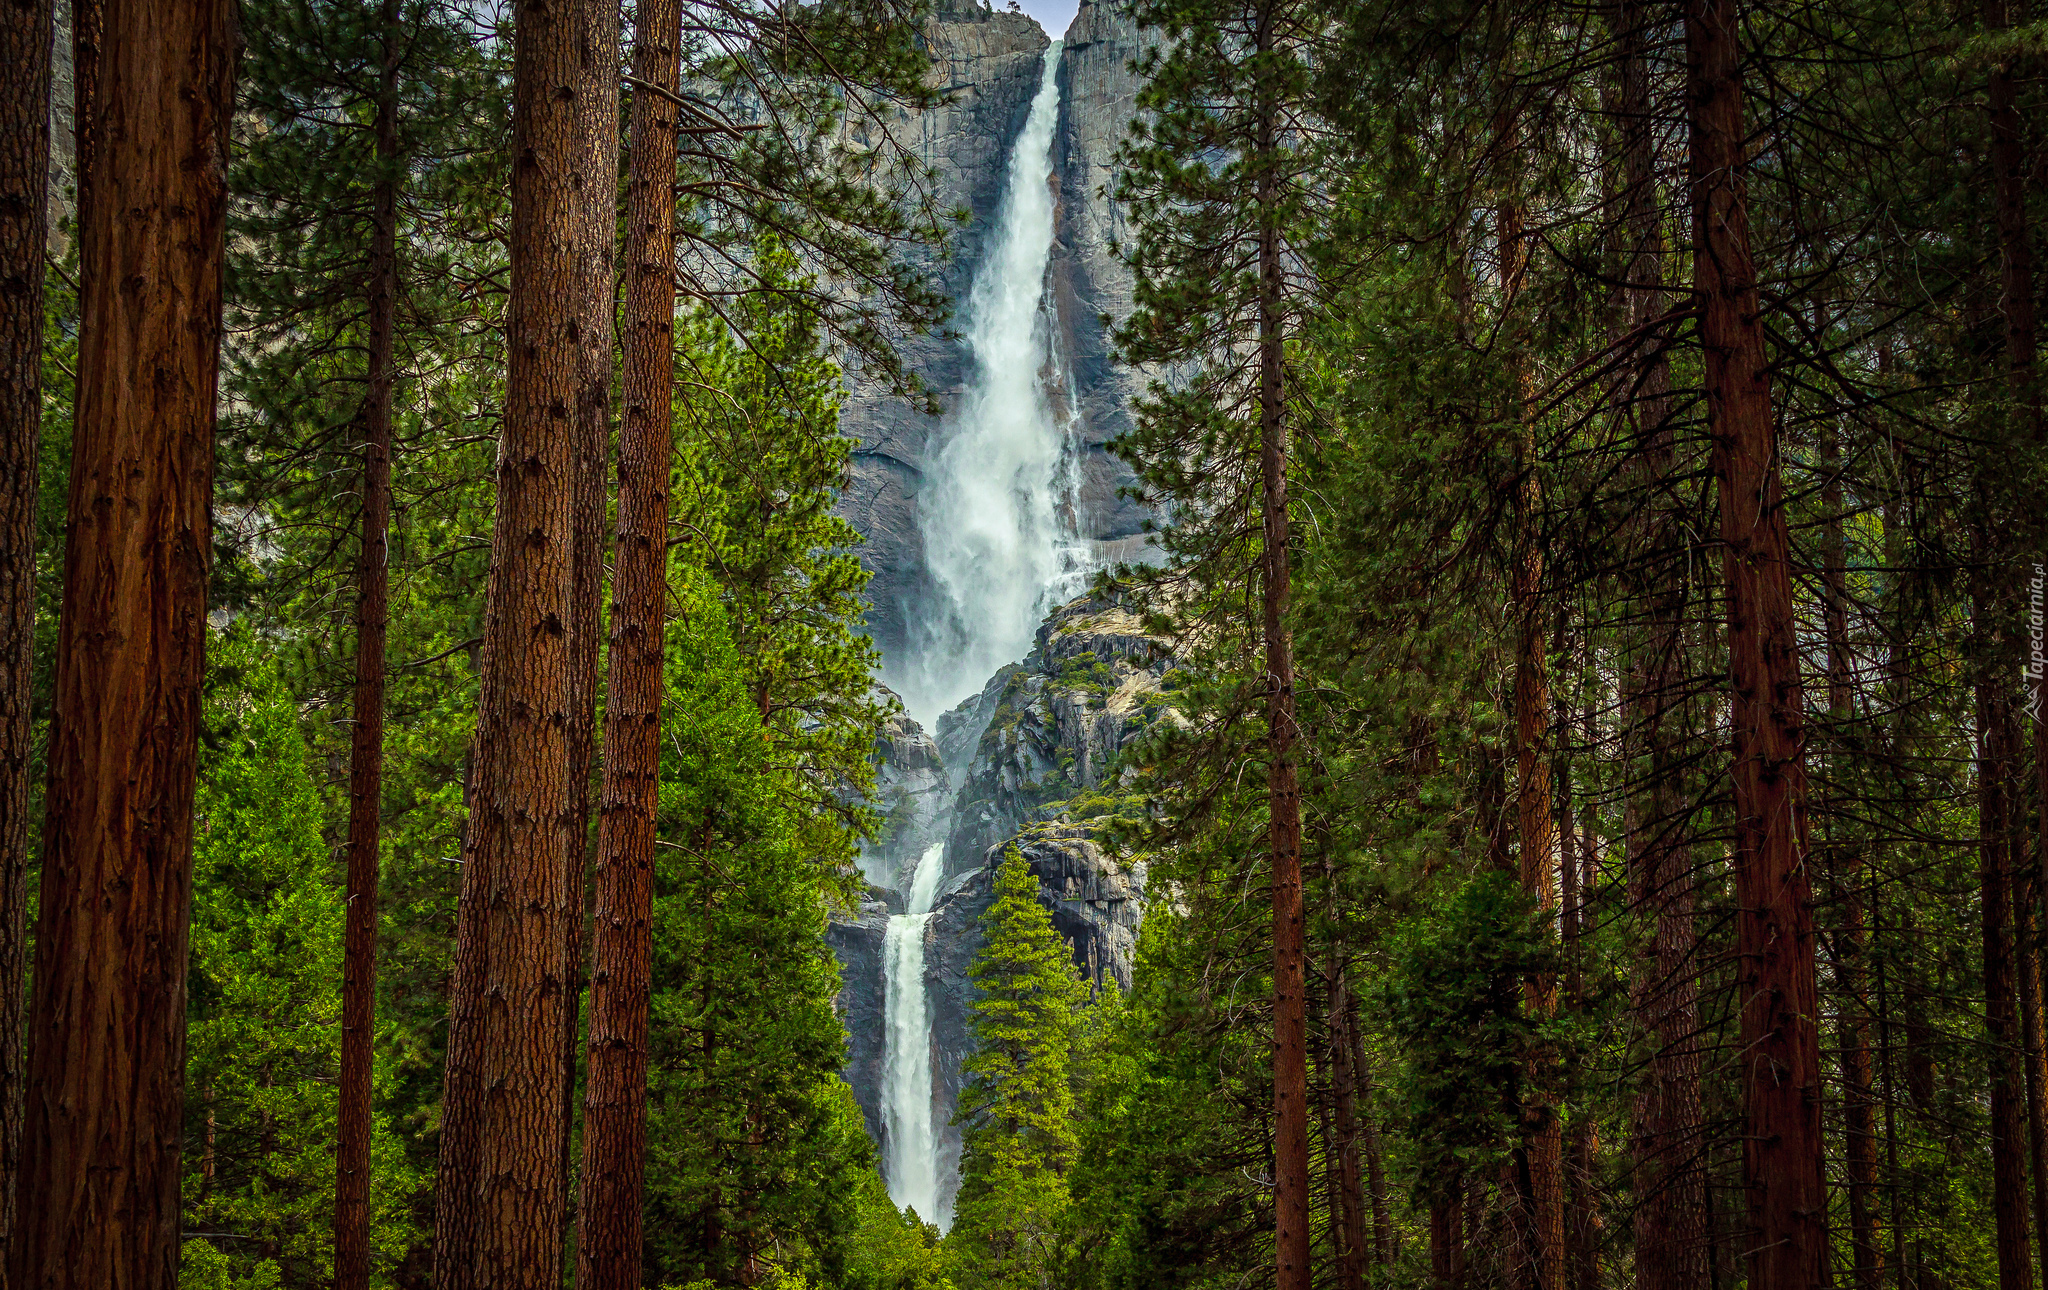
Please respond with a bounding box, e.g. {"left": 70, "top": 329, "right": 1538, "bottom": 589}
{"left": 1253, "top": 2, "right": 1308, "bottom": 1285}
{"left": 572, "top": 0, "right": 680, "bottom": 1281}
{"left": 1819, "top": 432, "right": 1883, "bottom": 1290}
{"left": 1500, "top": 187, "right": 1564, "bottom": 1290}
{"left": 560, "top": 0, "right": 619, "bottom": 1198}
{"left": 1611, "top": 8, "right": 1708, "bottom": 1275}
{"left": 1985, "top": 15, "right": 2048, "bottom": 1279}
{"left": 431, "top": 0, "right": 589, "bottom": 1283}
{"left": 334, "top": 3, "right": 402, "bottom": 1285}
{"left": 0, "top": 0, "right": 52, "bottom": 1259}
{"left": 7, "top": 0, "right": 233, "bottom": 1284}
{"left": 1682, "top": 1, "right": 1828, "bottom": 1284}
{"left": 1979, "top": 682, "right": 2035, "bottom": 1290}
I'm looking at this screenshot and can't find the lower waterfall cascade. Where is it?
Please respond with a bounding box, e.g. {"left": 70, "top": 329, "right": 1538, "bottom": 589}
{"left": 880, "top": 843, "right": 947, "bottom": 1222}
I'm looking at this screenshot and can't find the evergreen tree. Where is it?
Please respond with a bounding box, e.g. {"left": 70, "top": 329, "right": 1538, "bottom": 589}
{"left": 640, "top": 567, "right": 878, "bottom": 1287}
{"left": 948, "top": 849, "right": 1086, "bottom": 1290}
{"left": 180, "top": 631, "right": 422, "bottom": 1290}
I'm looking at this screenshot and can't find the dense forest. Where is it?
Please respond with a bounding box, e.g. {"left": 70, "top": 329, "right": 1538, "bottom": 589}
{"left": 0, "top": 0, "right": 2043, "bottom": 1285}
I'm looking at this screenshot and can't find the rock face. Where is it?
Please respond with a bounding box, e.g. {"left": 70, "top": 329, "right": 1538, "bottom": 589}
{"left": 837, "top": 0, "right": 1053, "bottom": 658}
{"left": 837, "top": 0, "right": 1153, "bottom": 662}
{"left": 827, "top": 0, "right": 1162, "bottom": 1219}
{"left": 860, "top": 687, "right": 955, "bottom": 899}
{"left": 825, "top": 895, "right": 894, "bottom": 1147}
{"left": 831, "top": 591, "right": 1173, "bottom": 1210}
{"left": 1048, "top": 0, "right": 1153, "bottom": 565}
{"left": 943, "top": 592, "right": 1174, "bottom": 878}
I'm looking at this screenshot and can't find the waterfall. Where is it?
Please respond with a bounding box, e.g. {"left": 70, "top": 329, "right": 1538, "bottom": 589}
{"left": 894, "top": 43, "right": 1088, "bottom": 728}
{"left": 881, "top": 843, "right": 947, "bottom": 1224}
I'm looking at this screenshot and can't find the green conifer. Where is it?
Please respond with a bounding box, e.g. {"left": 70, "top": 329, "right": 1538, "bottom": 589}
{"left": 949, "top": 850, "right": 1087, "bottom": 1290}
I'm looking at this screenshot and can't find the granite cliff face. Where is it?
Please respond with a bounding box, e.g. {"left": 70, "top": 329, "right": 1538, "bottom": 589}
{"left": 832, "top": 591, "right": 1171, "bottom": 1195}
{"left": 838, "top": 0, "right": 1152, "bottom": 664}
{"left": 941, "top": 592, "right": 1173, "bottom": 877}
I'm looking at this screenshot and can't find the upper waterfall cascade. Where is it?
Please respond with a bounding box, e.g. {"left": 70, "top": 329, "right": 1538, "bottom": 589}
{"left": 889, "top": 42, "right": 1090, "bottom": 731}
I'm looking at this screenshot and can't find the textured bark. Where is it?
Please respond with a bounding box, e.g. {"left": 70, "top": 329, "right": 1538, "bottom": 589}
{"left": 1500, "top": 188, "right": 1564, "bottom": 1290}
{"left": 1350, "top": 995, "right": 1393, "bottom": 1268}
{"left": 0, "top": 0, "right": 52, "bottom": 1261}
{"left": 7, "top": 0, "right": 232, "bottom": 1283}
{"left": 1255, "top": 6, "right": 1308, "bottom": 1286}
{"left": 559, "top": 0, "right": 619, "bottom": 1199}
{"left": 2018, "top": 890, "right": 2048, "bottom": 1290}
{"left": 572, "top": 0, "right": 678, "bottom": 1281}
{"left": 1613, "top": 10, "right": 1708, "bottom": 1276}
{"left": 1431, "top": 1191, "right": 1464, "bottom": 1289}
{"left": 431, "top": 0, "right": 588, "bottom": 1282}
{"left": 1818, "top": 431, "right": 1882, "bottom": 1290}
{"left": 1558, "top": 716, "right": 1600, "bottom": 1290}
{"left": 1683, "top": 3, "right": 1828, "bottom": 1284}
{"left": 1324, "top": 953, "right": 1368, "bottom": 1290}
{"left": 1980, "top": 682, "right": 2035, "bottom": 1290}
{"left": 334, "top": 5, "right": 401, "bottom": 1286}
{"left": 1987, "top": 14, "right": 2048, "bottom": 1276}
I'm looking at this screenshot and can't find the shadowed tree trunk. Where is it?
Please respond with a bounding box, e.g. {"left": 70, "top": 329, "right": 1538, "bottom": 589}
{"left": 431, "top": 0, "right": 590, "bottom": 1282}
{"left": 1499, "top": 178, "right": 1564, "bottom": 1290}
{"left": 573, "top": 0, "right": 679, "bottom": 1280}
{"left": 1819, "top": 429, "right": 1883, "bottom": 1290}
{"left": 1323, "top": 930, "right": 1368, "bottom": 1290}
{"left": 1611, "top": 9, "right": 1708, "bottom": 1278}
{"left": 333, "top": 5, "right": 402, "bottom": 1286}
{"left": 1985, "top": 13, "right": 2048, "bottom": 1280}
{"left": 1979, "top": 674, "right": 2035, "bottom": 1290}
{"left": 1559, "top": 688, "right": 1601, "bottom": 1290}
{"left": 1683, "top": 1, "right": 1828, "bottom": 1284}
{"left": 7, "top": 0, "right": 233, "bottom": 1284}
{"left": 1254, "top": 1, "right": 1308, "bottom": 1285}
{"left": 0, "top": 0, "right": 52, "bottom": 1259}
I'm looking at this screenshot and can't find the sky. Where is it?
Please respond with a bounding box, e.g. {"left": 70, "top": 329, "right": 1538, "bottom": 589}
{"left": 1005, "top": 0, "right": 1081, "bottom": 39}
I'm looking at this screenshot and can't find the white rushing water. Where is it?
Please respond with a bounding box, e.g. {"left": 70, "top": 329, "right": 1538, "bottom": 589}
{"left": 894, "top": 43, "right": 1091, "bottom": 728}
{"left": 881, "top": 843, "right": 948, "bottom": 1224}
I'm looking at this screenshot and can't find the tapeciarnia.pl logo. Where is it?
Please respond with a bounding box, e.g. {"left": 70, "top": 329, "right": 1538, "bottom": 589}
{"left": 2029, "top": 563, "right": 2046, "bottom": 725}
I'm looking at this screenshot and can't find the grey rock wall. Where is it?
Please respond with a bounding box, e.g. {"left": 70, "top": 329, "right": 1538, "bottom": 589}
{"left": 943, "top": 592, "right": 1174, "bottom": 875}
{"left": 838, "top": 0, "right": 1053, "bottom": 659}
{"left": 837, "top": 0, "right": 1154, "bottom": 663}
{"left": 832, "top": 590, "right": 1173, "bottom": 1203}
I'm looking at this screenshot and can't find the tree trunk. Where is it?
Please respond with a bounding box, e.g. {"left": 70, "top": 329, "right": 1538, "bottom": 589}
{"left": 0, "top": 0, "right": 52, "bottom": 1260}
{"left": 7, "top": 0, "right": 232, "bottom": 1283}
{"left": 1255, "top": 6, "right": 1308, "bottom": 1288}
{"left": 572, "top": 0, "right": 679, "bottom": 1281}
{"left": 2018, "top": 889, "right": 2048, "bottom": 1290}
{"left": 1614, "top": 9, "right": 1708, "bottom": 1283}
{"left": 1326, "top": 954, "right": 1368, "bottom": 1290}
{"left": 559, "top": 0, "right": 619, "bottom": 1207}
{"left": 1817, "top": 427, "right": 1883, "bottom": 1290}
{"left": 1682, "top": 2, "right": 1828, "bottom": 1284}
{"left": 334, "top": 5, "right": 402, "bottom": 1287}
{"left": 1558, "top": 697, "right": 1601, "bottom": 1290}
{"left": 1499, "top": 183, "right": 1565, "bottom": 1290}
{"left": 1347, "top": 994, "right": 1394, "bottom": 1268}
{"left": 431, "top": 0, "right": 590, "bottom": 1282}
{"left": 1431, "top": 1188, "right": 1464, "bottom": 1290}
{"left": 1986, "top": 12, "right": 2048, "bottom": 1279}
{"left": 1980, "top": 679, "right": 2035, "bottom": 1290}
